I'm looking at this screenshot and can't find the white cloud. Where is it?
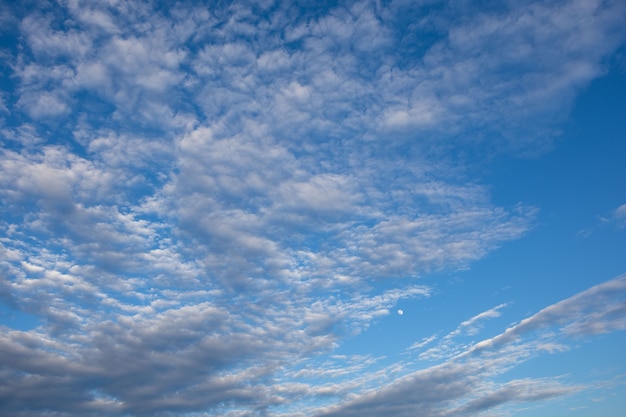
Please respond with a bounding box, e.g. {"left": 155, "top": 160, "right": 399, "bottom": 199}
{"left": 20, "top": 13, "right": 92, "bottom": 60}
{"left": 614, "top": 204, "right": 626, "bottom": 228}
{"left": 416, "top": 303, "right": 509, "bottom": 361}
{"left": 456, "top": 303, "right": 508, "bottom": 335}
{"left": 382, "top": 98, "right": 445, "bottom": 130}
{"left": 466, "top": 275, "right": 626, "bottom": 355}
{"left": 17, "top": 91, "right": 71, "bottom": 119}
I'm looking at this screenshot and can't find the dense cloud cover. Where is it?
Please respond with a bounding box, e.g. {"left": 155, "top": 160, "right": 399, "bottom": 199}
{"left": 1, "top": 0, "right": 625, "bottom": 416}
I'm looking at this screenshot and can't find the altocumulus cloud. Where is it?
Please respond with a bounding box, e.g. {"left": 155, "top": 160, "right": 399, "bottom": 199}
{"left": 0, "top": 0, "right": 625, "bottom": 416}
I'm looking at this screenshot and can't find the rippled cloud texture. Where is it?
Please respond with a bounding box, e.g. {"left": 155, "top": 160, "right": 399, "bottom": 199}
{"left": 1, "top": 0, "right": 625, "bottom": 416}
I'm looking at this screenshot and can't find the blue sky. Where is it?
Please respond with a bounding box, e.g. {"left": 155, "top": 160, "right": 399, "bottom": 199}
{"left": 1, "top": 0, "right": 625, "bottom": 416}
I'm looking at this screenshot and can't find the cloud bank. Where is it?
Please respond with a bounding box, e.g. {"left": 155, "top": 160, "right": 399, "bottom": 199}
{"left": 1, "top": 0, "right": 625, "bottom": 416}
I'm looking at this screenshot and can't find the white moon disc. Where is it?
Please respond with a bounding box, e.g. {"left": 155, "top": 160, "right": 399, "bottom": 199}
{"left": 397, "top": 309, "right": 404, "bottom": 315}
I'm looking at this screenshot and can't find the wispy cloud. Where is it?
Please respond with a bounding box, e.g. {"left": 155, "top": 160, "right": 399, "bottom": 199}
{"left": 614, "top": 204, "right": 626, "bottom": 228}
{"left": 314, "top": 275, "right": 626, "bottom": 417}
{"left": 416, "top": 303, "right": 509, "bottom": 361}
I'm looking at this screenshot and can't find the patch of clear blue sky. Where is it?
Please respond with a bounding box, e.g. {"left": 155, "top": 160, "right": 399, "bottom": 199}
{"left": 0, "top": 302, "right": 40, "bottom": 331}
{"left": 482, "top": 62, "right": 626, "bottom": 302}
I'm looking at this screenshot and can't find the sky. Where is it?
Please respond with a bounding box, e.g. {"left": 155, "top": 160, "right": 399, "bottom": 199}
{"left": 0, "top": 0, "right": 625, "bottom": 416}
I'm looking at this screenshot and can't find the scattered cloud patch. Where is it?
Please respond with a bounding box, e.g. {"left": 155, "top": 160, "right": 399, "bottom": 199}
{"left": 614, "top": 204, "right": 626, "bottom": 228}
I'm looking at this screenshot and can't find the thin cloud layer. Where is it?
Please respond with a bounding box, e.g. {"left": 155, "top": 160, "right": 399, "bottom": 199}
{"left": 1, "top": 0, "right": 625, "bottom": 416}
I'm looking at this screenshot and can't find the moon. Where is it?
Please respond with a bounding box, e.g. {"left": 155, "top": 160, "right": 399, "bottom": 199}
{"left": 397, "top": 309, "right": 404, "bottom": 315}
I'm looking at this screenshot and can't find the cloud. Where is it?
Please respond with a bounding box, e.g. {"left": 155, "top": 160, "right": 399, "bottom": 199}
{"left": 614, "top": 204, "right": 626, "bottom": 228}
{"left": 457, "top": 303, "right": 508, "bottom": 334}
{"left": 17, "top": 91, "right": 71, "bottom": 119}
{"left": 578, "top": 202, "right": 626, "bottom": 236}
{"left": 416, "top": 303, "right": 509, "bottom": 361}
{"left": 466, "top": 274, "right": 626, "bottom": 356}
{"left": 313, "top": 275, "right": 626, "bottom": 417}
{"left": 0, "top": 0, "right": 625, "bottom": 416}
{"left": 454, "top": 378, "right": 581, "bottom": 415}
